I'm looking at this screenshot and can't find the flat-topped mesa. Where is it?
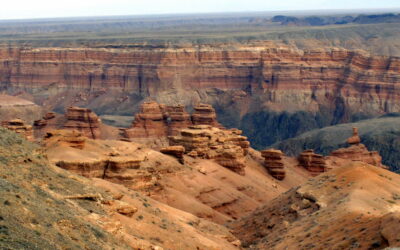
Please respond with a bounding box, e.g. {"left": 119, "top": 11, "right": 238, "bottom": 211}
{"left": 64, "top": 107, "right": 101, "bottom": 139}
{"left": 261, "top": 149, "right": 286, "bottom": 180}
{"left": 124, "top": 102, "right": 168, "bottom": 139}
{"left": 191, "top": 104, "right": 224, "bottom": 129}
{"left": 347, "top": 127, "right": 361, "bottom": 145}
{"left": 164, "top": 105, "right": 193, "bottom": 136}
{"left": 1, "top": 119, "right": 34, "bottom": 141}
{"left": 298, "top": 150, "right": 328, "bottom": 176}
{"left": 169, "top": 125, "right": 249, "bottom": 175}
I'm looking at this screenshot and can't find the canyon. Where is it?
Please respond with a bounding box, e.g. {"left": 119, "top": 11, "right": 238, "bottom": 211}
{"left": 1, "top": 43, "right": 400, "bottom": 149}
{"left": 1, "top": 11, "right": 400, "bottom": 250}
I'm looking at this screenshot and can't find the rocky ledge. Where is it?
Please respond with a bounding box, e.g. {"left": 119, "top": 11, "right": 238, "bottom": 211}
{"left": 1, "top": 119, "right": 34, "bottom": 141}
{"left": 169, "top": 125, "right": 250, "bottom": 175}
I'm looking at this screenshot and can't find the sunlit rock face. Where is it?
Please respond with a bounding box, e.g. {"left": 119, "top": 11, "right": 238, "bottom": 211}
{"left": 1, "top": 44, "right": 400, "bottom": 148}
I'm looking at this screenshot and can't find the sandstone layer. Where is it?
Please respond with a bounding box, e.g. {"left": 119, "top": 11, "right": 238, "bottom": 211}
{"left": 64, "top": 107, "right": 101, "bottom": 139}
{"left": 160, "top": 145, "right": 185, "bottom": 164}
{"left": 169, "top": 125, "right": 249, "bottom": 175}
{"left": 261, "top": 149, "right": 286, "bottom": 180}
{"left": 192, "top": 104, "right": 224, "bottom": 128}
{"left": 165, "top": 104, "right": 193, "bottom": 135}
{"left": 123, "top": 102, "right": 227, "bottom": 148}
{"left": 123, "top": 102, "right": 169, "bottom": 146}
{"left": 2, "top": 45, "right": 400, "bottom": 150}
{"left": 330, "top": 144, "right": 384, "bottom": 168}
{"left": 34, "top": 107, "right": 119, "bottom": 140}
{"left": 298, "top": 149, "right": 328, "bottom": 176}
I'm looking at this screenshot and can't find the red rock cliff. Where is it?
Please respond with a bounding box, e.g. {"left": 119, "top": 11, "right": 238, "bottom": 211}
{"left": 1, "top": 44, "right": 400, "bottom": 131}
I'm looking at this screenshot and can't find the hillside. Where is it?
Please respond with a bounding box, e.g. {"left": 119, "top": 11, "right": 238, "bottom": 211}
{"left": 0, "top": 127, "right": 243, "bottom": 249}
{"left": 230, "top": 162, "right": 400, "bottom": 249}
{"left": 273, "top": 114, "right": 400, "bottom": 172}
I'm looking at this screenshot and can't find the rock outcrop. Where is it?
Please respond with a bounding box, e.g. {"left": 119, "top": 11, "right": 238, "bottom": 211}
{"left": 1, "top": 119, "right": 34, "bottom": 141}
{"left": 123, "top": 102, "right": 226, "bottom": 147}
{"left": 169, "top": 125, "right": 249, "bottom": 175}
{"left": 347, "top": 127, "right": 361, "bottom": 145}
{"left": 34, "top": 112, "right": 56, "bottom": 128}
{"left": 44, "top": 130, "right": 86, "bottom": 149}
{"left": 261, "top": 149, "right": 286, "bottom": 180}
{"left": 124, "top": 102, "right": 168, "bottom": 139}
{"left": 165, "top": 105, "right": 193, "bottom": 136}
{"left": 329, "top": 128, "right": 385, "bottom": 168}
{"left": 55, "top": 153, "right": 142, "bottom": 186}
{"left": 64, "top": 107, "right": 101, "bottom": 139}
{"left": 160, "top": 145, "right": 185, "bottom": 164}
{"left": 192, "top": 104, "right": 224, "bottom": 128}
{"left": 298, "top": 149, "right": 328, "bottom": 176}
{"left": 330, "top": 144, "right": 384, "bottom": 168}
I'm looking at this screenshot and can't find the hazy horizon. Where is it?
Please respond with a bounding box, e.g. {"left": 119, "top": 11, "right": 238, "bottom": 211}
{"left": 0, "top": 0, "right": 399, "bottom": 20}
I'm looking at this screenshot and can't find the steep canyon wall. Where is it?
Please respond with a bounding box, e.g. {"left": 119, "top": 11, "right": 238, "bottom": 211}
{"left": 1, "top": 44, "right": 400, "bottom": 148}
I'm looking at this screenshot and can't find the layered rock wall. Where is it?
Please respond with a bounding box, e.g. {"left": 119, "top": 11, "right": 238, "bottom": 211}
{"left": 1, "top": 45, "right": 399, "bottom": 118}
{"left": 2, "top": 45, "right": 400, "bottom": 149}
{"left": 123, "top": 102, "right": 168, "bottom": 139}
{"left": 192, "top": 104, "right": 224, "bottom": 128}
{"left": 64, "top": 107, "right": 101, "bottom": 139}
{"left": 261, "top": 149, "right": 286, "bottom": 180}
{"left": 298, "top": 150, "right": 328, "bottom": 176}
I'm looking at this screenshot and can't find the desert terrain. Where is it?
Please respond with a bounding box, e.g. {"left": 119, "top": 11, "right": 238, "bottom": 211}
{"left": 1, "top": 9, "right": 400, "bottom": 250}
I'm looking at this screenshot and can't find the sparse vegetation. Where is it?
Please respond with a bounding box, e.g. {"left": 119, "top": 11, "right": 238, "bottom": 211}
{"left": 0, "top": 14, "right": 399, "bottom": 56}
